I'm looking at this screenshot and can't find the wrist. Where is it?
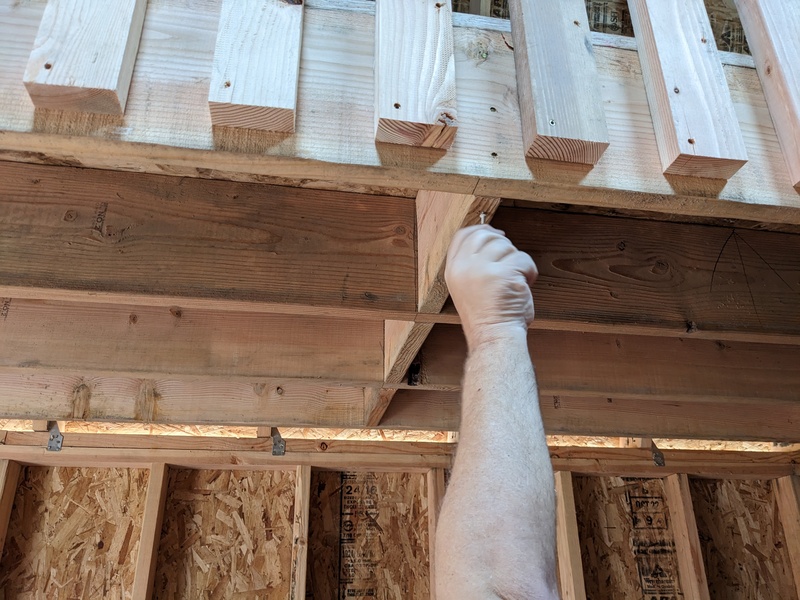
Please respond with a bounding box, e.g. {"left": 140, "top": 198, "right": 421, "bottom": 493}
{"left": 465, "top": 322, "right": 529, "bottom": 353}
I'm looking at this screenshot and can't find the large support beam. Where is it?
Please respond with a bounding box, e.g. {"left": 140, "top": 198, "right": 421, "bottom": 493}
{"left": 506, "top": 0, "right": 609, "bottom": 163}
{"left": 628, "top": 0, "right": 747, "bottom": 178}
{"left": 374, "top": 0, "right": 457, "bottom": 148}
{"left": 23, "top": 0, "right": 147, "bottom": 114}
{"left": 209, "top": 0, "right": 304, "bottom": 132}
{"left": 735, "top": 0, "right": 800, "bottom": 188}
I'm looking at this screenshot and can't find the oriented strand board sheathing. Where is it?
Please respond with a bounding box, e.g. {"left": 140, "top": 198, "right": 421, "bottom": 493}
{"left": 153, "top": 469, "right": 295, "bottom": 599}
{"left": 307, "top": 471, "right": 430, "bottom": 599}
{"left": 690, "top": 479, "right": 798, "bottom": 600}
{"left": 0, "top": 466, "right": 148, "bottom": 598}
{"left": 573, "top": 476, "right": 684, "bottom": 599}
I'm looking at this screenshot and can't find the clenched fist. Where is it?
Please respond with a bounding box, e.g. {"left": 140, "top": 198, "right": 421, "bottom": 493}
{"left": 445, "top": 225, "right": 538, "bottom": 350}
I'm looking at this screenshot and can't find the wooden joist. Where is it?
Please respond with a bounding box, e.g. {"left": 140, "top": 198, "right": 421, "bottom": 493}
{"left": 735, "top": 0, "right": 800, "bottom": 189}
{"left": 289, "top": 465, "right": 311, "bottom": 600}
{"left": 555, "top": 471, "right": 587, "bottom": 600}
{"left": 374, "top": 0, "right": 457, "bottom": 148}
{"left": 23, "top": 0, "right": 147, "bottom": 114}
{"left": 775, "top": 476, "right": 800, "bottom": 596}
{"left": 663, "top": 474, "right": 710, "bottom": 600}
{"left": 0, "top": 459, "right": 21, "bottom": 556}
{"left": 427, "top": 468, "right": 446, "bottom": 600}
{"left": 628, "top": 0, "right": 747, "bottom": 178}
{"left": 2, "top": 1, "right": 799, "bottom": 224}
{"left": 132, "top": 463, "right": 169, "bottom": 600}
{"left": 506, "top": 0, "right": 608, "bottom": 164}
{"left": 209, "top": 0, "right": 304, "bottom": 132}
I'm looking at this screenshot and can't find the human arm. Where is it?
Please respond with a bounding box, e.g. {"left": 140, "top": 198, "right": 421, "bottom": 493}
{"left": 434, "top": 225, "right": 558, "bottom": 600}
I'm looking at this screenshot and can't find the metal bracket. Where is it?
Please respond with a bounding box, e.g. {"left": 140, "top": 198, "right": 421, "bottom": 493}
{"left": 271, "top": 427, "right": 285, "bottom": 456}
{"left": 47, "top": 421, "right": 63, "bottom": 452}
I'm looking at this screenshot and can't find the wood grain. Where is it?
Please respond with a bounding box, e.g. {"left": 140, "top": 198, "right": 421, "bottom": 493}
{"left": 776, "top": 476, "right": 800, "bottom": 597}
{"left": 374, "top": 0, "right": 457, "bottom": 148}
{"left": 735, "top": 0, "right": 800, "bottom": 188}
{"left": 23, "top": 0, "right": 147, "bottom": 114}
{"left": 209, "top": 0, "right": 304, "bottom": 132}
{"left": 555, "top": 471, "right": 587, "bottom": 600}
{"left": 0, "top": 459, "right": 21, "bottom": 556}
{"left": 506, "top": 0, "right": 609, "bottom": 163}
{"left": 0, "top": 162, "right": 415, "bottom": 317}
{"left": 290, "top": 465, "right": 311, "bottom": 600}
{"left": 132, "top": 463, "right": 169, "bottom": 600}
{"left": 427, "top": 468, "right": 446, "bottom": 600}
{"left": 2, "top": 2, "right": 799, "bottom": 224}
{"left": 663, "top": 474, "right": 710, "bottom": 600}
{"left": 628, "top": 0, "right": 748, "bottom": 178}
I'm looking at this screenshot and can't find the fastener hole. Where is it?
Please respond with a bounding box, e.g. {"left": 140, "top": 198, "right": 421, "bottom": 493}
{"left": 393, "top": 102, "right": 401, "bottom": 109}
{"left": 44, "top": 62, "right": 52, "bottom": 70}
{"left": 435, "top": 2, "right": 443, "bottom": 7}
{"left": 491, "top": 152, "right": 498, "bottom": 157}
{"left": 688, "top": 138, "right": 695, "bottom": 145}
{"left": 224, "top": 80, "right": 231, "bottom": 88}
{"left": 573, "top": 20, "right": 580, "bottom": 26}
{"left": 674, "top": 87, "right": 680, "bottom": 93}
{"left": 489, "top": 106, "right": 497, "bottom": 112}
{"left": 701, "top": 37, "right": 707, "bottom": 43}
{"left": 549, "top": 119, "right": 556, "bottom": 126}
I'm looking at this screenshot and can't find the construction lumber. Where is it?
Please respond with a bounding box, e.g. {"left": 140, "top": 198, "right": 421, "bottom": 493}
{"left": 506, "top": 0, "right": 609, "bottom": 164}
{"left": 735, "top": 0, "right": 800, "bottom": 188}
{"left": 0, "top": 162, "right": 415, "bottom": 318}
{"left": 209, "top": 0, "right": 304, "bottom": 132}
{"left": 23, "top": 0, "right": 147, "bottom": 114}
{"left": 427, "top": 468, "right": 446, "bottom": 600}
{"left": 374, "top": 0, "right": 457, "bottom": 148}
{"left": 0, "top": 459, "right": 21, "bottom": 555}
{"left": 0, "top": 372, "right": 368, "bottom": 427}
{"left": 663, "top": 474, "right": 710, "bottom": 600}
{"left": 690, "top": 478, "right": 798, "bottom": 598}
{"left": 2, "top": 3, "right": 800, "bottom": 225}
{"left": 0, "top": 299, "right": 382, "bottom": 383}
{"left": 491, "top": 207, "right": 800, "bottom": 344}
{"left": 775, "top": 476, "right": 800, "bottom": 595}
{"left": 132, "top": 463, "right": 169, "bottom": 600}
{"left": 554, "top": 471, "right": 586, "bottom": 600}
{"left": 290, "top": 465, "right": 312, "bottom": 600}
{"left": 382, "top": 390, "right": 800, "bottom": 442}
{"left": 628, "top": 0, "right": 747, "bottom": 178}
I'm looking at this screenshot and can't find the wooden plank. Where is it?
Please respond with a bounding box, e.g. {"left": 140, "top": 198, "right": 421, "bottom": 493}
{"left": 0, "top": 300, "right": 382, "bottom": 383}
{"left": 290, "top": 464, "right": 312, "bottom": 600}
{"left": 374, "top": 0, "right": 457, "bottom": 148}
{"left": 664, "top": 474, "right": 710, "bottom": 600}
{"left": 775, "top": 476, "right": 800, "bottom": 596}
{"left": 554, "top": 471, "right": 586, "bottom": 600}
{"left": 132, "top": 463, "right": 169, "bottom": 600}
{"left": 0, "top": 162, "right": 415, "bottom": 318}
{"left": 209, "top": 0, "right": 304, "bottom": 132}
{"left": 411, "top": 326, "right": 800, "bottom": 402}
{"left": 2, "top": 2, "right": 799, "bottom": 225}
{"left": 427, "top": 467, "right": 446, "bottom": 600}
{"left": 735, "top": 0, "right": 800, "bottom": 188}
{"left": 628, "top": 0, "right": 747, "bottom": 178}
{"left": 23, "top": 0, "right": 147, "bottom": 114}
{"left": 0, "top": 459, "right": 21, "bottom": 555}
{"left": 0, "top": 372, "right": 368, "bottom": 428}
{"left": 490, "top": 207, "right": 800, "bottom": 345}
{"left": 382, "top": 390, "right": 800, "bottom": 442}
{"left": 506, "top": 0, "right": 609, "bottom": 163}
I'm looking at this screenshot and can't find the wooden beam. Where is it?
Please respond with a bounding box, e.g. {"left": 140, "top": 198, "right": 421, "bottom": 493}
{"left": 775, "top": 475, "right": 800, "bottom": 596}
{"left": 0, "top": 372, "right": 368, "bottom": 427}
{"left": 554, "top": 471, "right": 586, "bottom": 600}
{"left": 2, "top": 2, "right": 799, "bottom": 225}
{"left": 0, "top": 459, "right": 21, "bottom": 556}
{"left": 132, "top": 463, "right": 169, "bottom": 600}
{"left": 411, "top": 326, "right": 800, "bottom": 402}
{"left": 209, "top": 0, "right": 304, "bottom": 132}
{"left": 382, "top": 390, "right": 800, "bottom": 442}
{"left": 490, "top": 207, "right": 800, "bottom": 345}
{"left": 628, "top": 0, "right": 747, "bottom": 178}
{"left": 663, "top": 474, "right": 710, "bottom": 600}
{"left": 506, "top": 0, "right": 609, "bottom": 163}
{"left": 0, "top": 300, "right": 382, "bottom": 383}
{"left": 374, "top": 0, "right": 457, "bottom": 148}
{"left": 289, "top": 465, "right": 311, "bottom": 600}
{"left": 427, "top": 467, "right": 446, "bottom": 600}
{"left": 735, "top": 0, "right": 800, "bottom": 188}
{"left": 0, "top": 162, "right": 415, "bottom": 318}
{"left": 23, "top": 0, "right": 147, "bottom": 114}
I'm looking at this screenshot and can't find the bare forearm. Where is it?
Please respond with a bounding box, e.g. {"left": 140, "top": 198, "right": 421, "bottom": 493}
{"left": 436, "top": 328, "right": 558, "bottom": 600}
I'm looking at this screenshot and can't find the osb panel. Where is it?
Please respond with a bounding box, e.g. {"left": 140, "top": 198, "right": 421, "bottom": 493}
{"left": 153, "top": 469, "right": 295, "bottom": 599}
{"left": 574, "top": 476, "right": 683, "bottom": 600}
{"left": 307, "top": 471, "right": 430, "bottom": 600}
{"left": 0, "top": 466, "right": 149, "bottom": 599}
{"left": 690, "top": 479, "right": 798, "bottom": 600}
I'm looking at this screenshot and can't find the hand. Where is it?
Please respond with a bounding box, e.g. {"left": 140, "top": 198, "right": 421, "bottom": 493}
{"left": 445, "top": 225, "right": 538, "bottom": 349}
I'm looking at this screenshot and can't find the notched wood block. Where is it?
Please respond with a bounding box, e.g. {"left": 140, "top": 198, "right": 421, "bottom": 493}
{"left": 23, "top": 0, "right": 148, "bottom": 115}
